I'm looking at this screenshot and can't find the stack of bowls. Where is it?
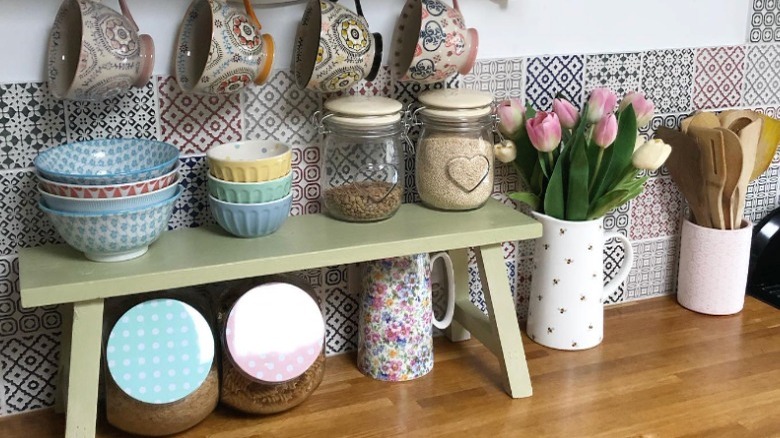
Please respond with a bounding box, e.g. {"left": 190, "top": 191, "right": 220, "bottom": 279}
{"left": 34, "top": 139, "right": 182, "bottom": 263}
{"left": 206, "top": 140, "right": 293, "bottom": 238}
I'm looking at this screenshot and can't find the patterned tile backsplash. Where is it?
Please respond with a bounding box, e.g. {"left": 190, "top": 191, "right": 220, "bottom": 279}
{"left": 2, "top": 42, "right": 780, "bottom": 415}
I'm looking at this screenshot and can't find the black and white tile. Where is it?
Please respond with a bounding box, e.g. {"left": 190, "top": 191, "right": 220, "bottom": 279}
{"left": 625, "top": 237, "right": 681, "bottom": 300}
{"left": 525, "top": 55, "right": 585, "bottom": 110}
{"left": 462, "top": 58, "right": 524, "bottom": 100}
{"left": 0, "top": 170, "right": 62, "bottom": 256}
{"left": 515, "top": 257, "right": 533, "bottom": 321}
{"left": 641, "top": 49, "right": 695, "bottom": 114}
{"left": 584, "top": 52, "right": 643, "bottom": 97}
{"left": 0, "top": 82, "right": 66, "bottom": 170}
{"left": 1, "top": 330, "right": 61, "bottom": 414}
{"left": 749, "top": 0, "right": 780, "bottom": 43}
{"left": 321, "top": 265, "right": 358, "bottom": 354}
{"left": 743, "top": 43, "right": 780, "bottom": 106}
{"left": 168, "top": 155, "right": 213, "bottom": 231}
{"left": 64, "top": 79, "right": 159, "bottom": 142}
{"left": 603, "top": 242, "right": 627, "bottom": 304}
{"left": 603, "top": 201, "right": 632, "bottom": 237}
{"left": 243, "top": 70, "right": 322, "bottom": 146}
{"left": 0, "top": 256, "right": 62, "bottom": 339}
{"left": 745, "top": 160, "right": 780, "bottom": 224}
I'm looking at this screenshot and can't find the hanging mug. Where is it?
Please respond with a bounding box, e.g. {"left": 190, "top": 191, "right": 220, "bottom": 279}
{"left": 526, "top": 213, "right": 634, "bottom": 350}
{"left": 293, "top": 0, "right": 383, "bottom": 92}
{"left": 358, "top": 252, "right": 455, "bottom": 381}
{"left": 47, "top": 0, "right": 155, "bottom": 101}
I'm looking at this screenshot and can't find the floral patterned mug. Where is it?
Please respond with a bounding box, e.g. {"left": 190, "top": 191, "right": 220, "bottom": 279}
{"left": 358, "top": 252, "right": 455, "bottom": 381}
{"left": 175, "top": 0, "right": 275, "bottom": 95}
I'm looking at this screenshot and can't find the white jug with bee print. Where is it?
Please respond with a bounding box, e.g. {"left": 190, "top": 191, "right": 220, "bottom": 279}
{"left": 526, "top": 212, "right": 634, "bottom": 350}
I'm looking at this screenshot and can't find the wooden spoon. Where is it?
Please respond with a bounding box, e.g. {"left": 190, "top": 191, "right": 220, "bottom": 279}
{"left": 718, "top": 109, "right": 760, "bottom": 131}
{"left": 733, "top": 118, "right": 762, "bottom": 225}
{"left": 752, "top": 114, "right": 780, "bottom": 181}
{"left": 715, "top": 128, "right": 743, "bottom": 230}
{"left": 654, "top": 127, "right": 710, "bottom": 227}
{"left": 689, "top": 126, "right": 727, "bottom": 229}
{"left": 681, "top": 111, "right": 720, "bottom": 134}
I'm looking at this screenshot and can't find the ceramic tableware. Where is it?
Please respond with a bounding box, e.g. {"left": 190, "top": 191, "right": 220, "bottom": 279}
{"left": 207, "top": 140, "right": 292, "bottom": 182}
{"left": 209, "top": 192, "right": 293, "bottom": 238}
{"left": 208, "top": 171, "right": 292, "bottom": 204}
{"left": 37, "top": 163, "right": 180, "bottom": 199}
{"left": 47, "top": 0, "right": 155, "bottom": 101}
{"left": 358, "top": 252, "right": 456, "bottom": 381}
{"left": 39, "top": 180, "right": 179, "bottom": 213}
{"left": 34, "top": 139, "right": 179, "bottom": 185}
{"left": 175, "top": 0, "right": 275, "bottom": 95}
{"left": 391, "top": 0, "right": 478, "bottom": 84}
{"left": 293, "top": 0, "right": 382, "bottom": 92}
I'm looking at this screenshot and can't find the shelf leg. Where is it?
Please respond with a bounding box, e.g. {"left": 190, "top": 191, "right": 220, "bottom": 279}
{"left": 54, "top": 303, "right": 73, "bottom": 414}
{"left": 65, "top": 299, "right": 104, "bottom": 438}
{"left": 476, "top": 244, "right": 533, "bottom": 399}
{"left": 444, "top": 248, "right": 471, "bottom": 342}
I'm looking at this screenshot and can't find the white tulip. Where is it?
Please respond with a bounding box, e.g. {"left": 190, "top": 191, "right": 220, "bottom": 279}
{"left": 494, "top": 139, "right": 517, "bottom": 163}
{"left": 632, "top": 139, "right": 672, "bottom": 171}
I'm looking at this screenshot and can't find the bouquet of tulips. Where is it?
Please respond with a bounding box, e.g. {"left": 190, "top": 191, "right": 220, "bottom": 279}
{"left": 494, "top": 89, "right": 671, "bottom": 221}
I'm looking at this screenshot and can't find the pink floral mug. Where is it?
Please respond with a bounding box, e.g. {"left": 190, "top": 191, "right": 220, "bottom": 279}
{"left": 358, "top": 252, "right": 455, "bottom": 381}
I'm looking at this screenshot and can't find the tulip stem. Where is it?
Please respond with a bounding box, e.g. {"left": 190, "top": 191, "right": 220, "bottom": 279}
{"left": 547, "top": 152, "right": 555, "bottom": 174}
{"left": 590, "top": 149, "right": 604, "bottom": 194}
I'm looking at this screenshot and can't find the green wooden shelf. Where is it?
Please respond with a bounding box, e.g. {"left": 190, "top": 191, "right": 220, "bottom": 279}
{"left": 20, "top": 198, "right": 540, "bottom": 308}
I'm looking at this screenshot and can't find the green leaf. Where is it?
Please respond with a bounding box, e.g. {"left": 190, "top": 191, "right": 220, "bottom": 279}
{"left": 511, "top": 126, "right": 539, "bottom": 188}
{"left": 588, "top": 189, "right": 628, "bottom": 219}
{"left": 525, "top": 103, "right": 537, "bottom": 119}
{"left": 543, "top": 146, "right": 567, "bottom": 219}
{"left": 592, "top": 106, "right": 638, "bottom": 200}
{"left": 566, "top": 136, "right": 590, "bottom": 220}
{"left": 508, "top": 192, "right": 541, "bottom": 210}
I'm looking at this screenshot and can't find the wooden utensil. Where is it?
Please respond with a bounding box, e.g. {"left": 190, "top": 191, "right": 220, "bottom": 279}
{"left": 654, "top": 127, "right": 710, "bottom": 228}
{"left": 728, "top": 117, "right": 754, "bottom": 133}
{"left": 733, "top": 118, "right": 762, "bottom": 225}
{"left": 715, "top": 128, "right": 743, "bottom": 230}
{"left": 718, "top": 109, "right": 760, "bottom": 131}
{"left": 688, "top": 126, "right": 727, "bottom": 230}
{"left": 681, "top": 111, "right": 720, "bottom": 134}
{"left": 752, "top": 114, "right": 780, "bottom": 181}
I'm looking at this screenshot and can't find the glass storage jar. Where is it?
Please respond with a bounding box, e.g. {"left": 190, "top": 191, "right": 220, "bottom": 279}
{"left": 103, "top": 290, "right": 218, "bottom": 436}
{"left": 319, "top": 96, "right": 408, "bottom": 222}
{"left": 414, "top": 89, "right": 497, "bottom": 211}
{"left": 218, "top": 278, "right": 326, "bottom": 414}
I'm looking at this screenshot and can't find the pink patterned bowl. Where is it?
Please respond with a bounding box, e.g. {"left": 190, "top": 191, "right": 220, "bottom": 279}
{"left": 38, "top": 162, "right": 180, "bottom": 199}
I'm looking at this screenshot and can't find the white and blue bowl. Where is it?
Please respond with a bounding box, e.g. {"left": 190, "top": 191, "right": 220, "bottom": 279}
{"left": 34, "top": 139, "right": 179, "bottom": 185}
{"left": 38, "top": 178, "right": 180, "bottom": 213}
{"left": 209, "top": 192, "right": 292, "bottom": 238}
{"left": 39, "top": 187, "right": 182, "bottom": 262}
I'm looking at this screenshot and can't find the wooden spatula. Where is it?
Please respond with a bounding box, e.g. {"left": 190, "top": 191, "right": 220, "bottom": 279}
{"left": 733, "top": 118, "right": 763, "bottom": 225}
{"left": 715, "top": 128, "right": 743, "bottom": 230}
{"left": 654, "top": 127, "right": 710, "bottom": 227}
{"left": 688, "top": 126, "right": 727, "bottom": 230}
{"left": 718, "top": 109, "right": 760, "bottom": 131}
{"left": 681, "top": 111, "right": 720, "bottom": 134}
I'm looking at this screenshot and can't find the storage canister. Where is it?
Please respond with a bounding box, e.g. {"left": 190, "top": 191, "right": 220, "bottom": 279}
{"left": 414, "top": 89, "right": 497, "bottom": 211}
{"left": 318, "top": 96, "right": 408, "bottom": 222}
{"left": 220, "top": 281, "right": 326, "bottom": 414}
{"left": 104, "top": 296, "right": 218, "bottom": 436}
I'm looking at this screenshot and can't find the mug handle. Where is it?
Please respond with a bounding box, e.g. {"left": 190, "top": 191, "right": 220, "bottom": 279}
{"left": 242, "top": 0, "right": 275, "bottom": 85}
{"left": 453, "top": 0, "right": 460, "bottom": 12}
{"left": 117, "top": 0, "right": 139, "bottom": 31}
{"left": 602, "top": 232, "right": 634, "bottom": 301}
{"left": 243, "top": 0, "right": 263, "bottom": 29}
{"left": 431, "top": 252, "right": 456, "bottom": 330}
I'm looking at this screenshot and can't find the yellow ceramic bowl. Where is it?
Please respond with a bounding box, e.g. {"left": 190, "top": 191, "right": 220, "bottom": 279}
{"left": 207, "top": 140, "right": 293, "bottom": 182}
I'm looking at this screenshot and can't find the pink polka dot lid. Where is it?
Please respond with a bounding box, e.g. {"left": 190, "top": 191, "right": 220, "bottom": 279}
{"left": 225, "top": 282, "right": 325, "bottom": 384}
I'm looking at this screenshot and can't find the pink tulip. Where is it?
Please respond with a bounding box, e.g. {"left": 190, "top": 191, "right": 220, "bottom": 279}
{"left": 497, "top": 98, "right": 525, "bottom": 137}
{"left": 586, "top": 88, "right": 618, "bottom": 123}
{"left": 592, "top": 114, "right": 618, "bottom": 148}
{"left": 552, "top": 98, "right": 579, "bottom": 129}
{"left": 525, "top": 111, "right": 562, "bottom": 153}
{"left": 619, "top": 91, "right": 655, "bottom": 127}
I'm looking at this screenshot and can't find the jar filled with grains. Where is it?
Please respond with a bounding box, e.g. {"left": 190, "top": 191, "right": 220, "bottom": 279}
{"left": 414, "top": 89, "right": 497, "bottom": 211}
{"left": 319, "top": 96, "right": 408, "bottom": 222}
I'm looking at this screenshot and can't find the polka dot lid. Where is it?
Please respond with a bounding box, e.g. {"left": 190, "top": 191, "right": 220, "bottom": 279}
{"left": 225, "top": 283, "right": 325, "bottom": 384}
{"left": 106, "top": 299, "right": 215, "bottom": 405}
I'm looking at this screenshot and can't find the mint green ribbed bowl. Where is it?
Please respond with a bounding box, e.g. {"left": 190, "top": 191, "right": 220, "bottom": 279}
{"left": 208, "top": 171, "right": 292, "bottom": 204}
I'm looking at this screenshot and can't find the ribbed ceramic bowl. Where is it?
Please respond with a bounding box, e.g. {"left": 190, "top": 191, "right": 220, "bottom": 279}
{"left": 37, "top": 163, "right": 180, "bottom": 199}
{"left": 34, "top": 139, "right": 179, "bottom": 185}
{"left": 209, "top": 193, "right": 292, "bottom": 238}
{"left": 207, "top": 140, "right": 292, "bottom": 182}
{"left": 39, "top": 187, "right": 182, "bottom": 262}
{"left": 208, "top": 171, "right": 292, "bottom": 204}
{"left": 39, "top": 179, "right": 179, "bottom": 213}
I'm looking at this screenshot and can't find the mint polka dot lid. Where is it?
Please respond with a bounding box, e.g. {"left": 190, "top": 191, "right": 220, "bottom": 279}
{"left": 225, "top": 283, "right": 325, "bottom": 384}
{"left": 106, "top": 299, "right": 215, "bottom": 404}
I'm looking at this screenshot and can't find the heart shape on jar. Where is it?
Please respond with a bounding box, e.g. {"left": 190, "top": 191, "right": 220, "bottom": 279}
{"left": 354, "top": 163, "right": 399, "bottom": 203}
{"left": 446, "top": 155, "right": 490, "bottom": 193}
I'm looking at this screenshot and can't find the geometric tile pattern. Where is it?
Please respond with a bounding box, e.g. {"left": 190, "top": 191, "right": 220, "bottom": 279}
{"left": 641, "top": 49, "right": 695, "bottom": 114}
{"left": 515, "top": 257, "right": 533, "bottom": 321}
{"left": 693, "top": 46, "right": 745, "bottom": 110}
{"left": 168, "top": 155, "right": 213, "bottom": 231}
{"left": 639, "top": 113, "right": 689, "bottom": 140}
{"left": 291, "top": 145, "right": 322, "bottom": 216}
{"left": 603, "top": 201, "right": 632, "bottom": 237}
{"left": 243, "top": 70, "right": 321, "bottom": 146}
{"left": 584, "top": 52, "right": 643, "bottom": 98}
{"left": 462, "top": 57, "right": 524, "bottom": 101}
{"left": 0, "top": 170, "right": 62, "bottom": 256}
{"left": 745, "top": 161, "right": 780, "bottom": 224}
{"left": 625, "top": 237, "right": 680, "bottom": 300}
{"left": 321, "top": 265, "right": 357, "bottom": 354}
{"left": 603, "top": 242, "right": 627, "bottom": 304}
{"left": 0, "top": 256, "right": 61, "bottom": 338}
{"left": 64, "top": 80, "right": 159, "bottom": 142}
{"left": 629, "top": 177, "right": 684, "bottom": 241}
{"left": 749, "top": 0, "right": 780, "bottom": 43}
{"left": 525, "top": 55, "right": 585, "bottom": 110}
{"left": 0, "top": 82, "right": 66, "bottom": 170}
{"left": 1, "top": 330, "right": 61, "bottom": 414}
{"left": 743, "top": 44, "right": 780, "bottom": 106}
{"left": 158, "top": 76, "right": 242, "bottom": 155}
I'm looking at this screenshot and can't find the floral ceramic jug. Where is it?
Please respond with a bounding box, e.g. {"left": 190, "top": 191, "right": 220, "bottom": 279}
{"left": 358, "top": 253, "right": 455, "bottom": 381}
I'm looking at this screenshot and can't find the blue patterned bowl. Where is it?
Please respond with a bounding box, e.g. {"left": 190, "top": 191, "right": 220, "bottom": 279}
{"left": 34, "top": 139, "right": 180, "bottom": 185}
{"left": 209, "top": 193, "right": 292, "bottom": 238}
{"left": 39, "top": 186, "right": 182, "bottom": 262}
{"left": 38, "top": 179, "right": 180, "bottom": 213}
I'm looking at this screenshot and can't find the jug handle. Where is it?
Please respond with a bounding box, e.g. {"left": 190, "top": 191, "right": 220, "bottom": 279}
{"left": 431, "top": 252, "right": 456, "bottom": 330}
{"left": 453, "top": 0, "right": 460, "bottom": 12}
{"left": 602, "top": 232, "right": 634, "bottom": 302}
{"left": 243, "top": 0, "right": 263, "bottom": 29}
{"left": 117, "top": 0, "right": 139, "bottom": 31}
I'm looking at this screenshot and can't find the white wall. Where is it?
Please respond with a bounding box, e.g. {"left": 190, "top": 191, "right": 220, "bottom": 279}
{"left": 0, "top": 0, "right": 751, "bottom": 83}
